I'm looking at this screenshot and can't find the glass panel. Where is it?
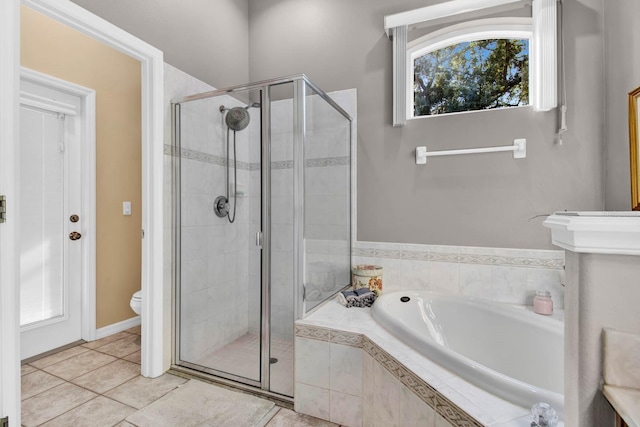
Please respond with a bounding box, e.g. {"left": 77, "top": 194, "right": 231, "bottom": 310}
{"left": 178, "top": 89, "right": 262, "bottom": 383}
{"left": 20, "top": 107, "right": 65, "bottom": 326}
{"left": 269, "top": 81, "right": 295, "bottom": 397}
{"left": 414, "top": 38, "right": 529, "bottom": 116}
{"left": 303, "top": 84, "right": 351, "bottom": 312}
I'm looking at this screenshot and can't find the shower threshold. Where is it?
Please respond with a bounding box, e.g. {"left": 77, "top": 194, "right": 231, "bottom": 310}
{"left": 172, "top": 333, "right": 294, "bottom": 403}
{"left": 169, "top": 366, "right": 294, "bottom": 409}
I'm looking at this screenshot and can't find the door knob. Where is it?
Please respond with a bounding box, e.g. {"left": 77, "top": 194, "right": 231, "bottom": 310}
{"left": 69, "top": 231, "right": 82, "bottom": 241}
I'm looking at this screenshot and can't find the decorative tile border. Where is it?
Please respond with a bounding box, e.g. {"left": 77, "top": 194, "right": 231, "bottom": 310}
{"left": 329, "top": 330, "right": 362, "bottom": 348}
{"left": 305, "top": 157, "right": 350, "bottom": 168}
{"left": 352, "top": 246, "right": 564, "bottom": 270}
{"left": 295, "top": 324, "right": 362, "bottom": 348}
{"left": 458, "top": 253, "right": 493, "bottom": 264}
{"left": 296, "top": 324, "right": 484, "bottom": 427}
{"left": 272, "top": 160, "right": 294, "bottom": 170}
{"left": 165, "top": 145, "right": 253, "bottom": 171}
{"left": 294, "top": 324, "right": 330, "bottom": 342}
{"left": 362, "top": 337, "right": 483, "bottom": 427}
{"left": 165, "top": 144, "right": 349, "bottom": 171}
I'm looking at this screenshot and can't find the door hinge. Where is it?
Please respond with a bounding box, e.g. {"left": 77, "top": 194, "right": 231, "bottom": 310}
{"left": 0, "top": 195, "right": 6, "bottom": 223}
{"left": 0, "top": 415, "right": 9, "bottom": 427}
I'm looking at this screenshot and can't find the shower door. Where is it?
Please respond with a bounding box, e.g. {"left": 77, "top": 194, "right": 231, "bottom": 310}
{"left": 175, "top": 88, "right": 263, "bottom": 386}
{"left": 173, "top": 75, "right": 351, "bottom": 399}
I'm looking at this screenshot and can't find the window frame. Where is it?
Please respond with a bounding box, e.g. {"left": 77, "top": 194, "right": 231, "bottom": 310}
{"left": 406, "top": 17, "right": 533, "bottom": 120}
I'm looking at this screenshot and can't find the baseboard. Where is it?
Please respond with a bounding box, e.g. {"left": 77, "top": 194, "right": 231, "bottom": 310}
{"left": 94, "top": 316, "right": 141, "bottom": 340}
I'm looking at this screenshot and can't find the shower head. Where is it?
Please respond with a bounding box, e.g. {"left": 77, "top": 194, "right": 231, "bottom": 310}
{"left": 225, "top": 106, "right": 250, "bottom": 131}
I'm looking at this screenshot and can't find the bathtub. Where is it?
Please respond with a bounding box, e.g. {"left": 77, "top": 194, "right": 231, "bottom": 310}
{"left": 372, "top": 290, "right": 564, "bottom": 415}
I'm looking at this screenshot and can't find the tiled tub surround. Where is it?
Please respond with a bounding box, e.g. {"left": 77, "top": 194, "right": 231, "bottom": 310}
{"left": 295, "top": 301, "right": 565, "bottom": 427}
{"left": 352, "top": 241, "right": 565, "bottom": 308}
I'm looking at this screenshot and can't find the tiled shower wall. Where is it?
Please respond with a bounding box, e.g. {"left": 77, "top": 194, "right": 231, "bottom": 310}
{"left": 304, "top": 90, "right": 352, "bottom": 311}
{"left": 165, "top": 64, "right": 354, "bottom": 357}
{"left": 179, "top": 97, "right": 256, "bottom": 362}
{"left": 251, "top": 89, "right": 354, "bottom": 338}
{"left": 262, "top": 89, "right": 354, "bottom": 338}
{"left": 165, "top": 64, "right": 257, "bottom": 362}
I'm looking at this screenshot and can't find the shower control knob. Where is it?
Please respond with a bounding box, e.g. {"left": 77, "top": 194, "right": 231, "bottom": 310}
{"left": 214, "top": 195, "right": 231, "bottom": 218}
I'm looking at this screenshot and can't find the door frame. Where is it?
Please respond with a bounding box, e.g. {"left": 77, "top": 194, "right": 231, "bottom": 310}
{"left": 0, "top": 0, "right": 21, "bottom": 423}
{"left": 21, "top": 0, "right": 165, "bottom": 378}
{"left": 0, "top": 2, "right": 165, "bottom": 421}
{"left": 20, "top": 67, "right": 97, "bottom": 347}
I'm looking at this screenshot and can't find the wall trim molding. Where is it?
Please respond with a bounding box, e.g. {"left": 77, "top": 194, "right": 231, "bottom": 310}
{"left": 95, "top": 316, "right": 141, "bottom": 340}
{"left": 22, "top": 0, "right": 165, "bottom": 378}
{"left": 384, "top": 0, "right": 524, "bottom": 35}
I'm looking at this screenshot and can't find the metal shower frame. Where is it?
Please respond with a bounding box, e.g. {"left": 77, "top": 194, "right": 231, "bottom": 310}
{"left": 170, "top": 74, "right": 352, "bottom": 400}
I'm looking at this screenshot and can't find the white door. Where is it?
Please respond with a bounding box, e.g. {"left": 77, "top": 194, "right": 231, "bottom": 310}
{"left": 20, "top": 79, "right": 83, "bottom": 360}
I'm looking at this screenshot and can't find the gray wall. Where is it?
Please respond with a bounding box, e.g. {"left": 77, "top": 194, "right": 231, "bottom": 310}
{"left": 604, "top": 0, "right": 640, "bottom": 210}
{"left": 249, "top": 0, "right": 606, "bottom": 249}
{"left": 68, "top": 0, "right": 621, "bottom": 250}
{"left": 70, "top": 0, "right": 250, "bottom": 88}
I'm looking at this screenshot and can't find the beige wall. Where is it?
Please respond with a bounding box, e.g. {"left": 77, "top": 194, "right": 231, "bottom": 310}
{"left": 21, "top": 6, "right": 142, "bottom": 328}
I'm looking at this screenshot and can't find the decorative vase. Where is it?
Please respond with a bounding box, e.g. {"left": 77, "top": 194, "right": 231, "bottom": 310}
{"left": 351, "top": 265, "right": 383, "bottom": 296}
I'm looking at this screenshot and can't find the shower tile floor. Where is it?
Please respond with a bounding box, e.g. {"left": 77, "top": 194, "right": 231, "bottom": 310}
{"left": 20, "top": 329, "right": 331, "bottom": 426}
{"left": 196, "top": 333, "right": 294, "bottom": 396}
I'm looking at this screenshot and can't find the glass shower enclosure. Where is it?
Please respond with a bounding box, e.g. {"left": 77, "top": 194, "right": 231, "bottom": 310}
{"left": 172, "top": 75, "right": 352, "bottom": 399}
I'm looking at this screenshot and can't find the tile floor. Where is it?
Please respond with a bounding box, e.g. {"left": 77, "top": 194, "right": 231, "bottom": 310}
{"left": 20, "top": 326, "right": 339, "bottom": 427}
{"left": 196, "top": 333, "right": 294, "bottom": 396}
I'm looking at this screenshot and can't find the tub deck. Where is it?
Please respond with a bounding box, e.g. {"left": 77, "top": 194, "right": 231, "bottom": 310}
{"left": 297, "top": 297, "right": 565, "bottom": 427}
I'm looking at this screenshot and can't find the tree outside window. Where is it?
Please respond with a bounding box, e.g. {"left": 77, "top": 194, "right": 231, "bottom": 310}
{"left": 413, "top": 39, "right": 529, "bottom": 116}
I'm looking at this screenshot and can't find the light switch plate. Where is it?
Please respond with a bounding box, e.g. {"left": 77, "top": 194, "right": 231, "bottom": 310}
{"left": 123, "top": 201, "right": 131, "bottom": 216}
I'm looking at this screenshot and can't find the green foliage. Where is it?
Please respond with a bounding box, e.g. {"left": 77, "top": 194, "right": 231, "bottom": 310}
{"left": 413, "top": 39, "right": 529, "bottom": 116}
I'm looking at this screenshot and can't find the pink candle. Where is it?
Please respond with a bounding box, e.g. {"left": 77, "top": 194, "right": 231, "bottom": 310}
{"left": 533, "top": 290, "right": 553, "bottom": 315}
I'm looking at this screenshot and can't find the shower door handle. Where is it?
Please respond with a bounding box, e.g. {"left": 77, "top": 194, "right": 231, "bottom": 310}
{"left": 255, "top": 231, "right": 263, "bottom": 249}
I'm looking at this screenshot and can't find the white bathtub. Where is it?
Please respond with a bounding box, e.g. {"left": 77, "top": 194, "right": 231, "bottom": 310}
{"left": 372, "top": 290, "right": 564, "bottom": 415}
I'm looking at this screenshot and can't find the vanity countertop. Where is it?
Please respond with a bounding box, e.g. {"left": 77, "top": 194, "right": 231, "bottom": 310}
{"left": 603, "top": 328, "right": 640, "bottom": 426}
{"left": 603, "top": 385, "right": 640, "bottom": 427}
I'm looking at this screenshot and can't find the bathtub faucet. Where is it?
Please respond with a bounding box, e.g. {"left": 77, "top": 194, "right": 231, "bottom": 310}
{"left": 530, "top": 402, "right": 558, "bottom": 427}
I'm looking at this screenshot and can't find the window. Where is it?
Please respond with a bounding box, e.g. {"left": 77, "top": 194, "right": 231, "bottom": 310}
{"left": 385, "top": 0, "right": 558, "bottom": 126}
{"left": 407, "top": 19, "right": 533, "bottom": 119}
{"left": 413, "top": 38, "right": 529, "bottom": 116}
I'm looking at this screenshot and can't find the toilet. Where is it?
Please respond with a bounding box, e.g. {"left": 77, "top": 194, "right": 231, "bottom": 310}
{"left": 130, "top": 290, "right": 142, "bottom": 316}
